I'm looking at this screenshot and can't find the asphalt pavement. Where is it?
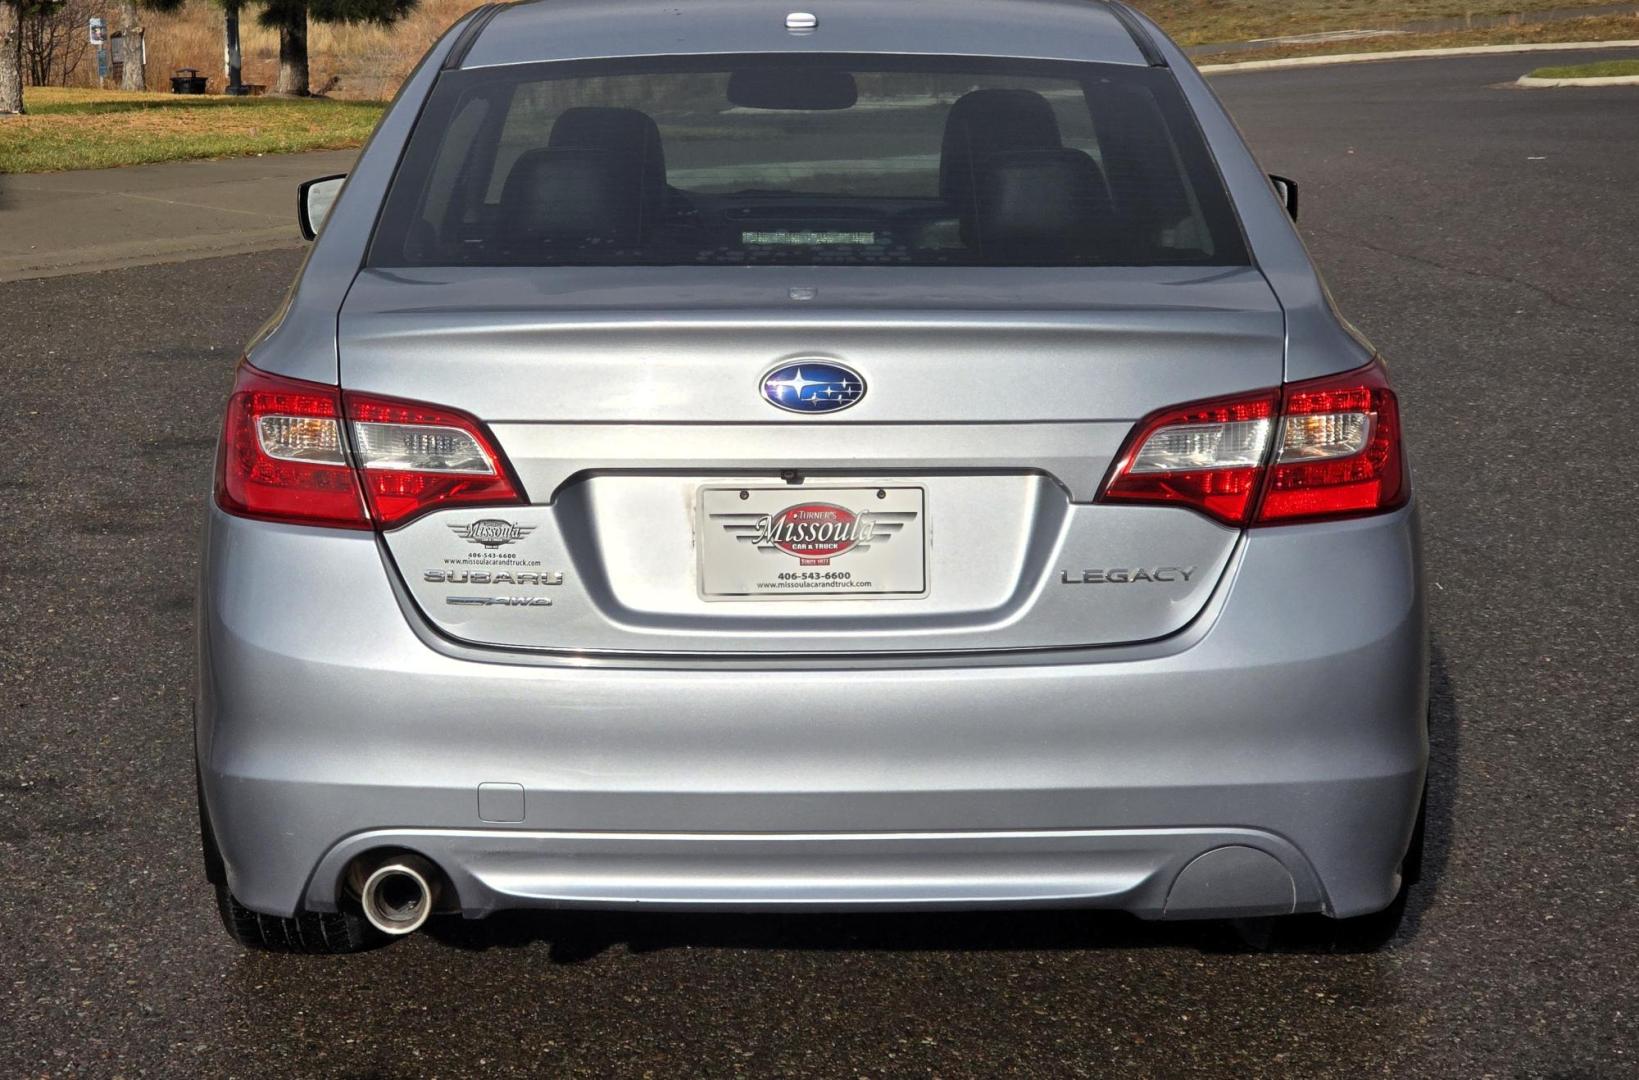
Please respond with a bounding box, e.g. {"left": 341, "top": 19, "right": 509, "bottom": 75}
{"left": 0, "top": 150, "right": 356, "bottom": 283}
{"left": 2, "top": 49, "right": 1637, "bottom": 1077}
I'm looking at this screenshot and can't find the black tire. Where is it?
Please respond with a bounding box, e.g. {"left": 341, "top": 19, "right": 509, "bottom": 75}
{"left": 215, "top": 883, "right": 385, "bottom": 953}
{"left": 199, "top": 750, "right": 383, "bottom": 954}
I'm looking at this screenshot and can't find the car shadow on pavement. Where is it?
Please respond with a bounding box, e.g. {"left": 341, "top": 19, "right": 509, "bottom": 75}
{"left": 422, "top": 642, "right": 1459, "bottom": 963}
{"left": 425, "top": 905, "right": 1231, "bottom": 963}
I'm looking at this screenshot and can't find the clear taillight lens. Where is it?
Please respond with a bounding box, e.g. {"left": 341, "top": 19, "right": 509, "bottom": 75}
{"left": 217, "top": 362, "right": 524, "bottom": 531}
{"left": 1277, "top": 412, "right": 1370, "bottom": 463}
{"left": 1100, "top": 359, "right": 1406, "bottom": 526}
{"left": 1126, "top": 417, "right": 1273, "bottom": 473}
{"left": 256, "top": 414, "right": 347, "bottom": 464}
{"left": 351, "top": 422, "right": 492, "bottom": 474}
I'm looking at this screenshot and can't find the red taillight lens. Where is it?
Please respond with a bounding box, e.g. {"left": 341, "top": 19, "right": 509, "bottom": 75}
{"left": 1100, "top": 359, "right": 1406, "bottom": 526}
{"left": 344, "top": 392, "right": 524, "bottom": 529}
{"left": 1101, "top": 389, "right": 1280, "bottom": 526}
{"left": 1258, "top": 363, "right": 1405, "bottom": 523}
{"left": 216, "top": 363, "right": 370, "bottom": 529}
{"left": 216, "top": 362, "right": 523, "bottom": 531}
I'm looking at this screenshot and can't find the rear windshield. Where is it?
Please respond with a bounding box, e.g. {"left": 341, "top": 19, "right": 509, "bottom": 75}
{"left": 369, "top": 54, "right": 1248, "bottom": 269}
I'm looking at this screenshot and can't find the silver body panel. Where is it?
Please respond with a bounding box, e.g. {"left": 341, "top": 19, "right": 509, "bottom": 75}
{"left": 389, "top": 481, "right": 1235, "bottom": 653}
{"left": 350, "top": 266, "right": 1277, "bottom": 652}
{"left": 335, "top": 266, "right": 1285, "bottom": 426}
{"left": 198, "top": 0, "right": 1427, "bottom": 925}
{"left": 199, "top": 503, "right": 1426, "bottom": 920}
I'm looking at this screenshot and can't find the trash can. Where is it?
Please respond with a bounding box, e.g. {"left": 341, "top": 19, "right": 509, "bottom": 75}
{"left": 170, "top": 68, "right": 208, "bottom": 94}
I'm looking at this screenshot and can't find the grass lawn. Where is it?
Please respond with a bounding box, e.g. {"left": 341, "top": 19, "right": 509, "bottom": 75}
{"left": 0, "top": 88, "right": 384, "bottom": 174}
{"left": 2, "top": 3, "right": 1636, "bottom": 173}
{"left": 1528, "top": 57, "right": 1639, "bottom": 77}
{"left": 1193, "top": 14, "right": 1639, "bottom": 64}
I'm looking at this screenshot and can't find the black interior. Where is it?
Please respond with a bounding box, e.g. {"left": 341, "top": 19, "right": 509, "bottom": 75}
{"left": 370, "top": 55, "right": 1249, "bottom": 269}
{"left": 489, "top": 90, "right": 1121, "bottom": 265}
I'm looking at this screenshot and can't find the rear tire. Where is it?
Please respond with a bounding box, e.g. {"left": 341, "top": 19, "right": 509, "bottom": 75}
{"left": 200, "top": 749, "right": 383, "bottom": 954}
{"left": 214, "top": 884, "right": 384, "bottom": 954}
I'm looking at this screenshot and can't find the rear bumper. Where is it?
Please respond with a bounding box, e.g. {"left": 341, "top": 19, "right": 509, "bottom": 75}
{"left": 308, "top": 826, "right": 1321, "bottom": 917}
{"left": 197, "top": 503, "right": 1427, "bottom": 921}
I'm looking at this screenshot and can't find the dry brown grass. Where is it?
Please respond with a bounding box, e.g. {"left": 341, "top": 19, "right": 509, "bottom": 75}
{"left": 64, "top": 0, "right": 482, "bottom": 99}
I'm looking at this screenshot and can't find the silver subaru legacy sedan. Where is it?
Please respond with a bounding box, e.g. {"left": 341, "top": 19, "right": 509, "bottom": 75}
{"left": 197, "top": 0, "right": 1427, "bottom": 952}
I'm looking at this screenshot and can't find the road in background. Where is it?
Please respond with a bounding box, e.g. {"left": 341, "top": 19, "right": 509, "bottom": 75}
{"left": 1, "top": 50, "right": 1636, "bottom": 1077}
{"left": 0, "top": 150, "right": 355, "bottom": 283}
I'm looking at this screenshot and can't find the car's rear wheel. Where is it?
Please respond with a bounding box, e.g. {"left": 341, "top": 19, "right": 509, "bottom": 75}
{"left": 214, "top": 884, "right": 384, "bottom": 954}
{"left": 200, "top": 754, "right": 384, "bottom": 953}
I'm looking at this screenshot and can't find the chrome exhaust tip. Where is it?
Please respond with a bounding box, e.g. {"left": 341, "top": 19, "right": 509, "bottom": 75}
{"left": 358, "top": 856, "right": 438, "bottom": 936}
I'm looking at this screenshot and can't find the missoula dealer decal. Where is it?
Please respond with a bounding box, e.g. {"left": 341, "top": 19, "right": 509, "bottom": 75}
{"left": 701, "top": 487, "right": 925, "bottom": 598}
{"left": 449, "top": 519, "right": 536, "bottom": 548}
{"left": 748, "top": 502, "right": 887, "bottom": 566}
{"left": 439, "top": 517, "right": 551, "bottom": 569}
{"left": 429, "top": 517, "right": 567, "bottom": 607}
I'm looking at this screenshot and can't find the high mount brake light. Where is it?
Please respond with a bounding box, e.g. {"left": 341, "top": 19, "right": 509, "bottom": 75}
{"left": 1101, "top": 359, "right": 1406, "bottom": 526}
{"left": 216, "top": 363, "right": 523, "bottom": 530}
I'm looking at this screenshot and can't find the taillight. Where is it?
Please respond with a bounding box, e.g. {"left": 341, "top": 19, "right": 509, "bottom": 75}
{"left": 1100, "top": 359, "right": 1406, "bottom": 526}
{"left": 1101, "top": 390, "right": 1279, "bottom": 525}
{"left": 344, "top": 392, "right": 523, "bottom": 529}
{"left": 1258, "top": 364, "right": 1404, "bottom": 522}
{"left": 216, "top": 364, "right": 369, "bottom": 529}
{"left": 217, "top": 362, "right": 523, "bottom": 531}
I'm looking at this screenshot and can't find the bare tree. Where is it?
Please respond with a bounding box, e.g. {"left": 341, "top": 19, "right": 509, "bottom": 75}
{"left": 1, "top": 0, "right": 24, "bottom": 114}
{"left": 23, "top": 0, "right": 90, "bottom": 86}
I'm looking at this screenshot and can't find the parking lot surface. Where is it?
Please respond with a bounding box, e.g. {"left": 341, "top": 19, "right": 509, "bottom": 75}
{"left": 2, "top": 50, "right": 1637, "bottom": 1077}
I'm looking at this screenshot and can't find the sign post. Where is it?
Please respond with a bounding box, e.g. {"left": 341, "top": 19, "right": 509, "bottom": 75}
{"left": 89, "top": 17, "right": 108, "bottom": 87}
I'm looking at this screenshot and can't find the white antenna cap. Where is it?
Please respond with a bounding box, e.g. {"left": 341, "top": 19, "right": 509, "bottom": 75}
{"left": 786, "top": 11, "right": 818, "bottom": 30}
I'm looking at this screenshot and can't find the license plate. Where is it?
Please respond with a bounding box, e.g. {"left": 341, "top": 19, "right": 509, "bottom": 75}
{"left": 698, "top": 486, "right": 927, "bottom": 599}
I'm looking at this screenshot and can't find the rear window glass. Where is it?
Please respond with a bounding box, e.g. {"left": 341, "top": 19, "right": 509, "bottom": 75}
{"left": 369, "top": 54, "right": 1247, "bottom": 269}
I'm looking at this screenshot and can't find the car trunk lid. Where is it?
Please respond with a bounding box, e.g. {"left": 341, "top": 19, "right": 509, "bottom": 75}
{"left": 339, "top": 265, "right": 1282, "bottom": 655}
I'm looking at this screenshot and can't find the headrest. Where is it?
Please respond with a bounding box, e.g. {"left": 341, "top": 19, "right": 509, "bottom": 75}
{"left": 498, "top": 147, "right": 646, "bottom": 248}
{"left": 548, "top": 106, "right": 666, "bottom": 225}
{"left": 939, "top": 89, "right": 1063, "bottom": 208}
{"left": 966, "top": 148, "right": 1113, "bottom": 261}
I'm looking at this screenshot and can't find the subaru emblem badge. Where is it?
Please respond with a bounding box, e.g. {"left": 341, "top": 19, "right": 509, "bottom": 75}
{"left": 761, "top": 361, "right": 866, "bottom": 414}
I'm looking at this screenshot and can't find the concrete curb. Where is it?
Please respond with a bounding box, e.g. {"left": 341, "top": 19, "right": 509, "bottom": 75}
{"left": 1198, "top": 39, "right": 1639, "bottom": 74}
{"left": 1515, "top": 73, "right": 1639, "bottom": 85}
